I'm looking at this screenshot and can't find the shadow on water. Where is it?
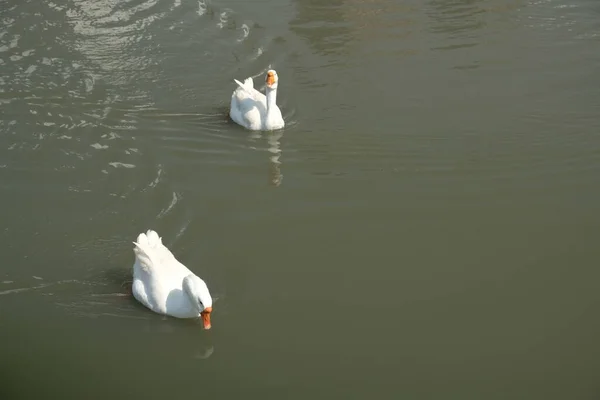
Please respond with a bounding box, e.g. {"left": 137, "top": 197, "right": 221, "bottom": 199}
{"left": 103, "top": 265, "right": 133, "bottom": 288}
{"left": 65, "top": 266, "right": 216, "bottom": 359}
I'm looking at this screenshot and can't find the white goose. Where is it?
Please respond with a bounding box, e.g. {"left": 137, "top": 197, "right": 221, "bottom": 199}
{"left": 230, "top": 69, "right": 285, "bottom": 131}
{"left": 131, "top": 230, "right": 213, "bottom": 329}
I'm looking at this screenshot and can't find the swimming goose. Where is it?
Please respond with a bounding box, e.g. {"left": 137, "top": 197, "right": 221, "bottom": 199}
{"left": 229, "top": 69, "right": 285, "bottom": 131}
{"left": 132, "top": 230, "right": 213, "bottom": 329}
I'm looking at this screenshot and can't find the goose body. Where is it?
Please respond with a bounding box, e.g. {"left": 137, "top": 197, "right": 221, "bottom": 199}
{"left": 230, "top": 69, "right": 285, "bottom": 131}
{"left": 131, "top": 230, "right": 213, "bottom": 329}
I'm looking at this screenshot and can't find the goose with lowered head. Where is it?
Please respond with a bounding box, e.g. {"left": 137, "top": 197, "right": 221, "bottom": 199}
{"left": 229, "top": 69, "right": 285, "bottom": 131}
{"left": 131, "top": 230, "right": 213, "bottom": 329}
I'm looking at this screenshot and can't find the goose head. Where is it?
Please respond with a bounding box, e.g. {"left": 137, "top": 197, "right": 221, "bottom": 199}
{"left": 265, "top": 69, "right": 279, "bottom": 90}
{"left": 183, "top": 275, "right": 213, "bottom": 329}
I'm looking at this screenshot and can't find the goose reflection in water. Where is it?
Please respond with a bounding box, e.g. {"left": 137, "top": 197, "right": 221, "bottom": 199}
{"left": 267, "top": 131, "right": 283, "bottom": 187}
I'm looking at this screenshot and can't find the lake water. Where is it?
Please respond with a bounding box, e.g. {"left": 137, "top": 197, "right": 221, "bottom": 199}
{"left": 1, "top": 0, "right": 600, "bottom": 398}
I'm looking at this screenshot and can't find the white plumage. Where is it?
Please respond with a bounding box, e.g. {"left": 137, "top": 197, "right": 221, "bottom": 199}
{"left": 132, "top": 230, "right": 213, "bottom": 329}
{"left": 230, "top": 69, "right": 285, "bottom": 131}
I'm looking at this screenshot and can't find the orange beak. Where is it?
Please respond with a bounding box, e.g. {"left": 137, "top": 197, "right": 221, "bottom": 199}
{"left": 266, "top": 73, "right": 275, "bottom": 87}
{"left": 201, "top": 307, "right": 212, "bottom": 330}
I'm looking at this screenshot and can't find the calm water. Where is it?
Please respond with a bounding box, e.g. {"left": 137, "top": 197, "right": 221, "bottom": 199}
{"left": 1, "top": 0, "right": 600, "bottom": 398}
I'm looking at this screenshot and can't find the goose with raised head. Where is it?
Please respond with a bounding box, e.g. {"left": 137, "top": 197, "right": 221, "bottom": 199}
{"left": 131, "top": 230, "right": 213, "bottom": 329}
{"left": 229, "top": 69, "right": 285, "bottom": 131}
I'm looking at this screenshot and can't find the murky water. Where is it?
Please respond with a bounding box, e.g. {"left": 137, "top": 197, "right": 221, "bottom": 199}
{"left": 1, "top": 0, "right": 600, "bottom": 398}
